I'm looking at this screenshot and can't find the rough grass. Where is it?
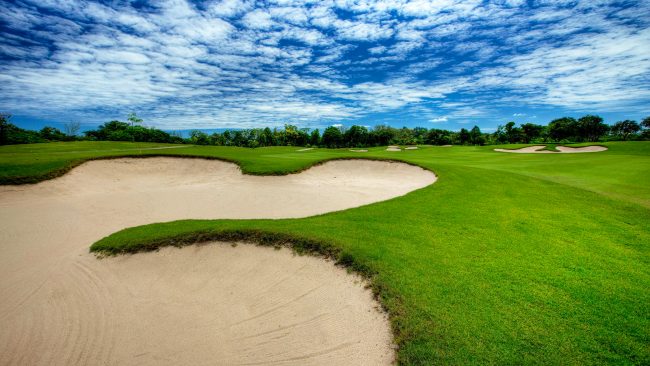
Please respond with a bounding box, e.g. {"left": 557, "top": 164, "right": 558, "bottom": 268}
{"left": 2, "top": 141, "right": 649, "bottom": 365}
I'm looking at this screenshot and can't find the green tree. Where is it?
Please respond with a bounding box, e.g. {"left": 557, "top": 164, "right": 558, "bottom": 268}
{"left": 426, "top": 129, "right": 452, "bottom": 145}
{"left": 520, "top": 123, "right": 544, "bottom": 143}
{"left": 259, "top": 127, "right": 273, "bottom": 146}
{"left": 412, "top": 127, "right": 428, "bottom": 144}
{"left": 611, "top": 120, "right": 640, "bottom": 140}
{"left": 371, "top": 125, "right": 397, "bottom": 146}
{"left": 641, "top": 116, "right": 650, "bottom": 139}
{"left": 577, "top": 115, "right": 608, "bottom": 142}
{"left": 310, "top": 129, "right": 321, "bottom": 146}
{"left": 493, "top": 125, "right": 508, "bottom": 144}
{"left": 547, "top": 117, "right": 578, "bottom": 141}
{"left": 642, "top": 116, "right": 650, "bottom": 129}
{"left": 0, "top": 113, "right": 12, "bottom": 145}
{"left": 39, "top": 126, "right": 67, "bottom": 141}
{"left": 396, "top": 127, "right": 416, "bottom": 145}
{"left": 457, "top": 128, "right": 470, "bottom": 145}
{"left": 190, "top": 130, "right": 209, "bottom": 145}
{"left": 503, "top": 121, "right": 522, "bottom": 143}
{"left": 127, "top": 112, "right": 143, "bottom": 127}
{"left": 283, "top": 124, "right": 302, "bottom": 146}
{"left": 321, "top": 126, "right": 343, "bottom": 148}
{"left": 469, "top": 125, "right": 484, "bottom": 145}
{"left": 343, "top": 125, "right": 369, "bottom": 147}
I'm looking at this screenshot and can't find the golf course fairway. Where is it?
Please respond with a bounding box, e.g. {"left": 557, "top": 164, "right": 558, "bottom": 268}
{"left": 0, "top": 141, "right": 648, "bottom": 365}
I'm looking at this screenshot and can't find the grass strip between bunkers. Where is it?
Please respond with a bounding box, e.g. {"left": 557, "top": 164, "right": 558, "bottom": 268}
{"left": 2, "top": 141, "right": 650, "bottom": 365}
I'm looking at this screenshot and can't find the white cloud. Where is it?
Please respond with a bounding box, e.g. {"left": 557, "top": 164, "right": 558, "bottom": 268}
{"left": 1, "top": 0, "right": 649, "bottom": 129}
{"left": 242, "top": 9, "right": 273, "bottom": 29}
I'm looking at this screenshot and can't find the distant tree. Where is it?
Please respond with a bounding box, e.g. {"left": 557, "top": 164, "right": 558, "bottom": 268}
{"left": 344, "top": 125, "right": 369, "bottom": 147}
{"left": 322, "top": 126, "right": 343, "bottom": 148}
{"left": 395, "top": 127, "right": 416, "bottom": 145}
{"left": 271, "top": 127, "right": 285, "bottom": 146}
{"left": 190, "top": 130, "right": 209, "bottom": 145}
{"left": 504, "top": 121, "right": 522, "bottom": 143}
{"left": 210, "top": 132, "right": 225, "bottom": 146}
{"left": 469, "top": 125, "right": 484, "bottom": 145}
{"left": 84, "top": 119, "right": 180, "bottom": 143}
{"left": 425, "top": 129, "right": 452, "bottom": 145}
{"left": 520, "top": 123, "right": 544, "bottom": 143}
{"left": 63, "top": 121, "right": 81, "bottom": 137}
{"left": 642, "top": 116, "right": 650, "bottom": 129}
{"left": 0, "top": 113, "right": 11, "bottom": 145}
{"left": 547, "top": 117, "right": 578, "bottom": 141}
{"left": 493, "top": 125, "right": 508, "bottom": 144}
{"left": 0, "top": 113, "right": 43, "bottom": 145}
{"left": 577, "top": 115, "right": 608, "bottom": 142}
{"left": 310, "top": 129, "right": 321, "bottom": 146}
{"left": 127, "top": 112, "right": 143, "bottom": 127}
{"left": 412, "top": 127, "right": 428, "bottom": 144}
{"left": 260, "top": 127, "right": 274, "bottom": 146}
{"left": 39, "top": 126, "right": 67, "bottom": 141}
{"left": 85, "top": 120, "right": 128, "bottom": 140}
{"left": 641, "top": 116, "right": 650, "bottom": 139}
{"left": 458, "top": 128, "right": 470, "bottom": 145}
{"left": 298, "top": 128, "right": 310, "bottom": 146}
{"left": 232, "top": 130, "right": 247, "bottom": 146}
{"left": 611, "top": 120, "right": 640, "bottom": 140}
{"left": 283, "top": 124, "right": 301, "bottom": 146}
{"left": 372, "top": 125, "right": 397, "bottom": 146}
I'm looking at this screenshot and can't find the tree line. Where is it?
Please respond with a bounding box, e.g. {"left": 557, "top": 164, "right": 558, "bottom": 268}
{"left": 1, "top": 112, "right": 649, "bottom": 147}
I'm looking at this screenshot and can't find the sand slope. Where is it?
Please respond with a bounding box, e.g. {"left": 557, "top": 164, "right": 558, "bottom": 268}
{"left": 0, "top": 158, "right": 436, "bottom": 365}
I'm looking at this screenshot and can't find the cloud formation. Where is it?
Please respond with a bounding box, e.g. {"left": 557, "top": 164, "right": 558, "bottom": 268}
{"left": 0, "top": 0, "right": 649, "bottom": 129}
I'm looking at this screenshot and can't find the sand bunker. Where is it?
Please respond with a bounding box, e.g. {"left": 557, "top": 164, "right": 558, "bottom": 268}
{"left": 494, "top": 145, "right": 607, "bottom": 154}
{"left": 386, "top": 147, "right": 401, "bottom": 151}
{"left": 349, "top": 149, "right": 368, "bottom": 152}
{"left": 494, "top": 145, "right": 551, "bottom": 153}
{"left": 555, "top": 145, "right": 608, "bottom": 153}
{"left": 0, "top": 158, "right": 436, "bottom": 365}
{"left": 404, "top": 146, "right": 418, "bottom": 150}
{"left": 297, "top": 147, "right": 314, "bottom": 152}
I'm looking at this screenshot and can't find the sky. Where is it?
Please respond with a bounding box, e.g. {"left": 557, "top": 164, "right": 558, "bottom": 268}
{"left": 1, "top": 0, "right": 649, "bottom": 132}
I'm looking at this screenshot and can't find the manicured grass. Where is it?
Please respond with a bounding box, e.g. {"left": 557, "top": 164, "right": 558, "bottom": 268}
{"left": 2, "top": 141, "right": 649, "bottom": 365}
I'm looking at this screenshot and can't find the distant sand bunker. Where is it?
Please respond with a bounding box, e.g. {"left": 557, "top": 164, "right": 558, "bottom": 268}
{"left": 494, "top": 145, "right": 607, "bottom": 153}
{"left": 0, "top": 158, "right": 436, "bottom": 365}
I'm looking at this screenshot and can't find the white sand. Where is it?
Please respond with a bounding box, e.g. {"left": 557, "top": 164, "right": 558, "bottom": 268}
{"left": 404, "top": 146, "right": 418, "bottom": 150}
{"left": 555, "top": 145, "right": 608, "bottom": 153}
{"left": 349, "top": 149, "right": 368, "bottom": 152}
{"left": 385, "top": 147, "right": 401, "bottom": 152}
{"left": 494, "top": 145, "right": 551, "bottom": 153}
{"left": 0, "top": 158, "right": 436, "bottom": 366}
{"left": 297, "top": 148, "right": 314, "bottom": 151}
{"left": 494, "top": 145, "right": 607, "bottom": 154}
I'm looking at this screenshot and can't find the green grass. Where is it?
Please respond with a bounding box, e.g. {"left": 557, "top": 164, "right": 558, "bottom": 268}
{"left": 2, "top": 141, "right": 649, "bottom": 365}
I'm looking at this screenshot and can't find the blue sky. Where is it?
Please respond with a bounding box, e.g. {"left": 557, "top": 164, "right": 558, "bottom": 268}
{"left": 1, "top": 0, "right": 649, "bottom": 132}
